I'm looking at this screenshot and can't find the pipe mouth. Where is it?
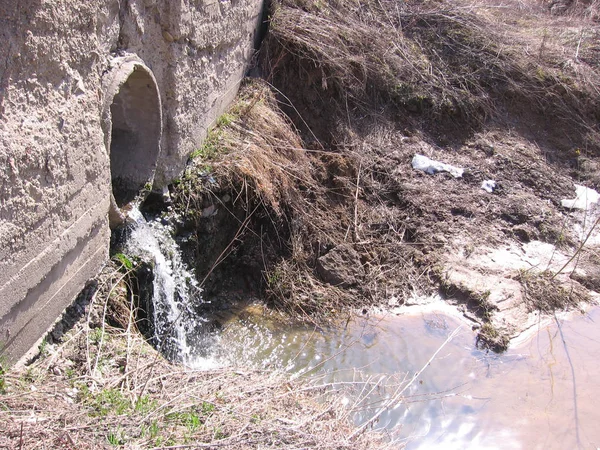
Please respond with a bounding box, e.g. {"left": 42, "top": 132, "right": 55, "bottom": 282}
{"left": 102, "top": 56, "right": 163, "bottom": 225}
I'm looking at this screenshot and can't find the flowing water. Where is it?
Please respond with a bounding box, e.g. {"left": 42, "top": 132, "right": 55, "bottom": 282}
{"left": 124, "top": 211, "right": 600, "bottom": 449}
{"left": 125, "top": 207, "right": 219, "bottom": 367}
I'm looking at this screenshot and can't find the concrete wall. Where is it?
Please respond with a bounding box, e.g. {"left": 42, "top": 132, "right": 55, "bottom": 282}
{"left": 0, "top": 0, "right": 265, "bottom": 364}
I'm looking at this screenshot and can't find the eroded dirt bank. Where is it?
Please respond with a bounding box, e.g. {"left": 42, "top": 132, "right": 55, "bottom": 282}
{"left": 171, "top": 0, "right": 600, "bottom": 350}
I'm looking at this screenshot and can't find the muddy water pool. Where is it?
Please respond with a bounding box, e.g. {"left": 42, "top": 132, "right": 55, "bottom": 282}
{"left": 196, "top": 306, "right": 600, "bottom": 449}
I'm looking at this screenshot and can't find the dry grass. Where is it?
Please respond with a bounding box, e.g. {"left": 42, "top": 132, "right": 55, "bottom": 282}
{"left": 168, "top": 0, "right": 600, "bottom": 350}
{"left": 517, "top": 268, "right": 589, "bottom": 313}
{"left": 265, "top": 0, "right": 600, "bottom": 152}
{"left": 177, "top": 80, "right": 315, "bottom": 219}
{"left": 0, "top": 262, "right": 394, "bottom": 449}
{"left": 173, "top": 80, "right": 432, "bottom": 320}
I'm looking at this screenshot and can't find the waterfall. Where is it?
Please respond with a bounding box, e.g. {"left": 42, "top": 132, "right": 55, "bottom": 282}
{"left": 125, "top": 206, "right": 220, "bottom": 368}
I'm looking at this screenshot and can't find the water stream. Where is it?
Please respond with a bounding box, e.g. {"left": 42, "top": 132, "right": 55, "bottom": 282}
{"left": 123, "top": 210, "right": 600, "bottom": 449}
{"left": 125, "top": 206, "right": 219, "bottom": 367}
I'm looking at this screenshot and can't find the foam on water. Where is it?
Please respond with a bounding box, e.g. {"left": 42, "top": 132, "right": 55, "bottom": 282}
{"left": 125, "top": 206, "right": 219, "bottom": 369}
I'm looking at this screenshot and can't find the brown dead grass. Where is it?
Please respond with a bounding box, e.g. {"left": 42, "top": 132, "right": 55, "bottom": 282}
{"left": 517, "top": 268, "right": 589, "bottom": 313}
{"left": 174, "top": 80, "right": 434, "bottom": 320}
{"left": 265, "top": 0, "right": 600, "bottom": 154}
{"left": 168, "top": 0, "right": 599, "bottom": 351}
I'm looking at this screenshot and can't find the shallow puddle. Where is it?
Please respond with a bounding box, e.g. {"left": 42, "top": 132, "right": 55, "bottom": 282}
{"left": 195, "top": 306, "right": 600, "bottom": 449}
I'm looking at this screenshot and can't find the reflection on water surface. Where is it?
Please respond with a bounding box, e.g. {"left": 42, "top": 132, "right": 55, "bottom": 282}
{"left": 197, "top": 306, "right": 600, "bottom": 449}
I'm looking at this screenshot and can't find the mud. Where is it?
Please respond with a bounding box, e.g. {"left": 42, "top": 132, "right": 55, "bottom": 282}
{"left": 170, "top": 82, "right": 600, "bottom": 350}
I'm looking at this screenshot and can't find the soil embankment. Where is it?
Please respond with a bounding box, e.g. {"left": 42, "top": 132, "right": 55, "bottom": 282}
{"left": 172, "top": 0, "right": 600, "bottom": 349}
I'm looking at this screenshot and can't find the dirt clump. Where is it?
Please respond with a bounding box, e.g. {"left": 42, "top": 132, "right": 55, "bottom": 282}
{"left": 518, "top": 269, "right": 589, "bottom": 313}
{"left": 316, "top": 244, "right": 366, "bottom": 287}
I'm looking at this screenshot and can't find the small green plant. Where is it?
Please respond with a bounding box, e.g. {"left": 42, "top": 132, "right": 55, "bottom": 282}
{"left": 149, "top": 421, "right": 160, "bottom": 439}
{"left": 190, "top": 109, "right": 240, "bottom": 161}
{"left": 201, "top": 401, "right": 215, "bottom": 415}
{"left": 216, "top": 112, "right": 235, "bottom": 127}
{"left": 166, "top": 409, "right": 204, "bottom": 432}
{"left": 65, "top": 367, "right": 76, "bottom": 380}
{"left": 134, "top": 395, "right": 157, "bottom": 415}
{"left": 477, "top": 290, "right": 494, "bottom": 320}
{"left": 89, "top": 327, "right": 105, "bottom": 345}
{"left": 91, "top": 388, "right": 131, "bottom": 416}
{"left": 107, "top": 428, "right": 126, "bottom": 446}
{"left": 186, "top": 412, "right": 201, "bottom": 432}
{"left": 113, "top": 253, "right": 134, "bottom": 270}
{"left": 266, "top": 268, "right": 282, "bottom": 287}
{"left": 0, "top": 363, "right": 6, "bottom": 395}
{"left": 38, "top": 338, "right": 49, "bottom": 357}
{"left": 190, "top": 131, "right": 222, "bottom": 160}
{"left": 76, "top": 382, "right": 91, "bottom": 401}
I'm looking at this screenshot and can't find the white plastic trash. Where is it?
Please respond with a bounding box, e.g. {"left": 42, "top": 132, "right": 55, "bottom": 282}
{"left": 481, "top": 180, "right": 496, "bottom": 193}
{"left": 411, "top": 154, "right": 464, "bottom": 178}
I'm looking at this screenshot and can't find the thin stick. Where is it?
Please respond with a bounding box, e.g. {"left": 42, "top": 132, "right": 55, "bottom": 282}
{"left": 575, "top": 27, "right": 584, "bottom": 60}
{"left": 551, "top": 214, "right": 600, "bottom": 280}
{"left": 553, "top": 312, "right": 581, "bottom": 448}
{"left": 350, "top": 325, "right": 462, "bottom": 439}
{"left": 354, "top": 162, "right": 362, "bottom": 242}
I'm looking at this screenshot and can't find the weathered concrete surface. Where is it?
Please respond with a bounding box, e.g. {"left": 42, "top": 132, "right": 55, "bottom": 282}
{"left": 0, "top": 0, "right": 264, "bottom": 363}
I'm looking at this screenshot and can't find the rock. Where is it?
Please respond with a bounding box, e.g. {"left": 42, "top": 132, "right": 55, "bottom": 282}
{"left": 316, "top": 244, "right": 365, "bottom": 287}
{"left": 201, "top": 205, "right": 217, "bottom": 217}
{"left": 162, "top": 30, "right": 175, "bottom": 42}
{"left": 571, "top": 266, "right": 600, "bottom": 292}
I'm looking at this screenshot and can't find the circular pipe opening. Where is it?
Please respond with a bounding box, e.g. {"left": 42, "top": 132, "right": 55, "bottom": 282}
{"left": 102, "top": 57, "right": 162, "bottom": 225}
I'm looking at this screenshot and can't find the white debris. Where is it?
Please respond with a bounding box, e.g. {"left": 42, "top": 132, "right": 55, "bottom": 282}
{"left": 411, "top": 154, "right": 464, "bottom": 178}
{"left": 561, "top": 184, "right": 600, "bottom": 210}
{"left": 201, "top": 204, "right": 217, "bottom": 217}
{"left": 481, "top": 180, "right": 496, "bottom": 193}
{"left": 387, "top": 296, "right": 400, "bottom": 307}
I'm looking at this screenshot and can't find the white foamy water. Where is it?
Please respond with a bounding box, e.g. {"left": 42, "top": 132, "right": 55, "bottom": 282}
{"left": 125, "top": 207, "right": 220, "bottom": 368}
